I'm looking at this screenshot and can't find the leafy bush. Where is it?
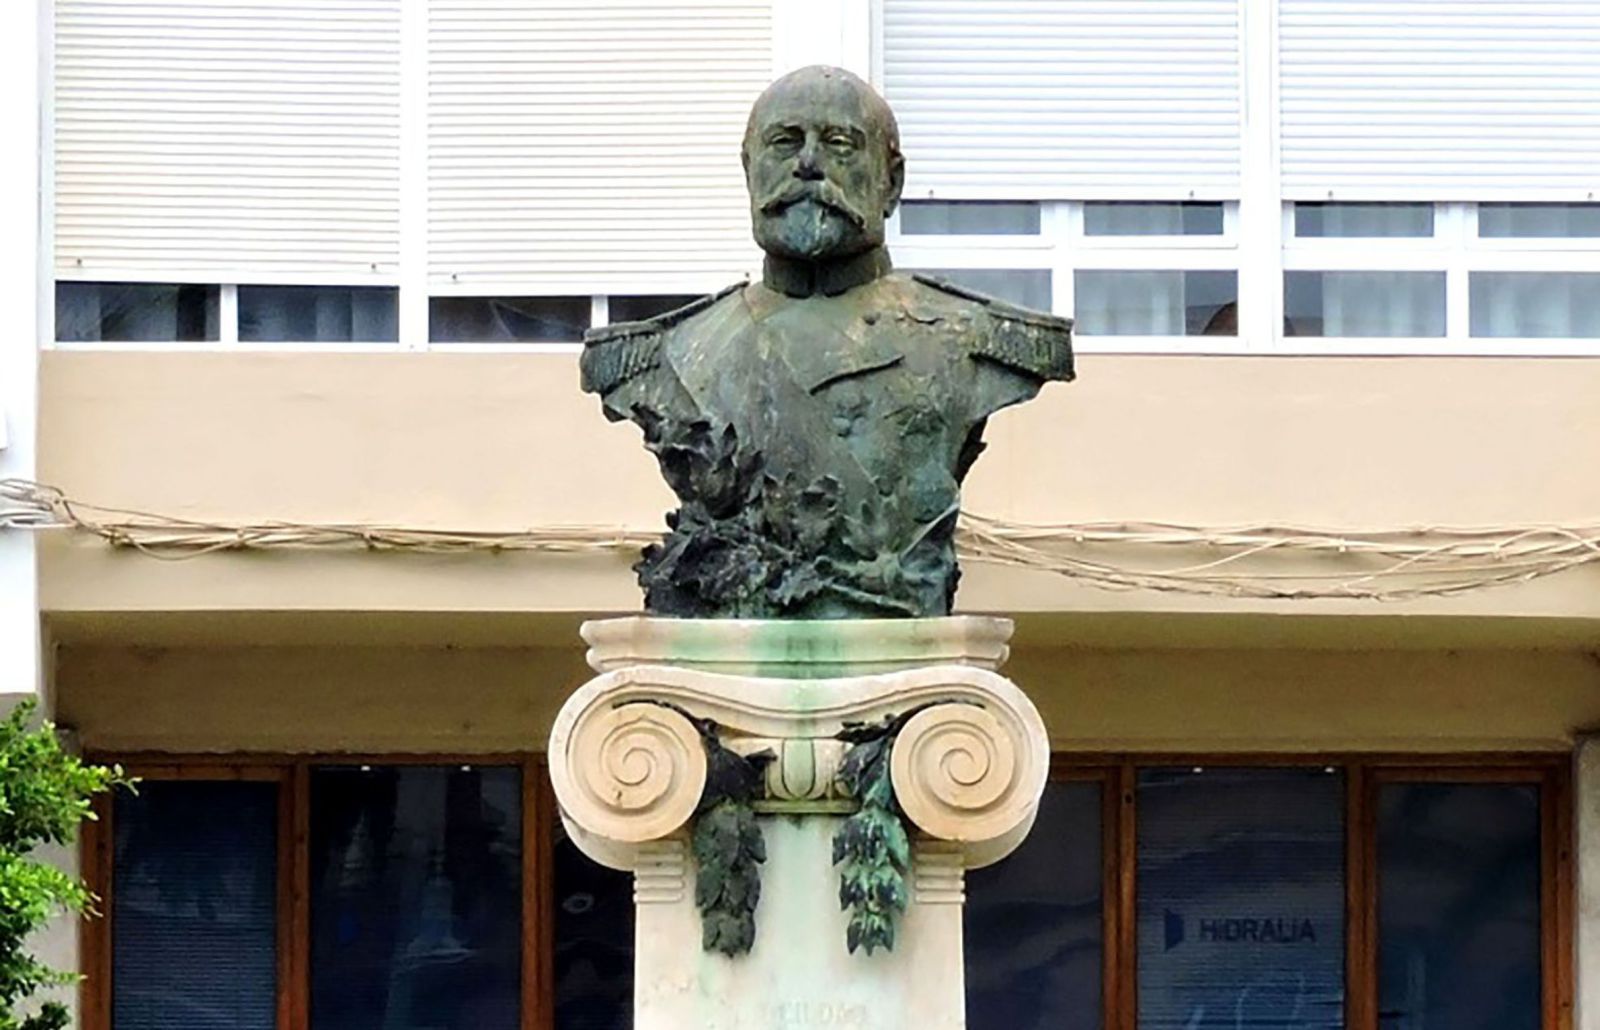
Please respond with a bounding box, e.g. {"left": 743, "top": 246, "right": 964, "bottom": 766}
{"left": 0, "top": 699, "right": 124, "bottom": 1030}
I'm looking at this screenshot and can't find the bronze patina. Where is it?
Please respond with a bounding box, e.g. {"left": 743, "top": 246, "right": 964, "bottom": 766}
{"left": 580, "top": 66, "right": 1074, "bottom": 618}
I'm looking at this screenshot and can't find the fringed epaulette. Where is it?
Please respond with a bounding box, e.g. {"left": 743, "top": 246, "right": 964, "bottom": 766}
{"left": 910, "top": 273, "right": 1074, "bottom": 383}
{"left": 579, "top": 281, "right": 745, "bottom": 396}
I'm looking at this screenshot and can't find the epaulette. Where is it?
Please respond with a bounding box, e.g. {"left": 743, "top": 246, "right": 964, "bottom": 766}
{"left": 910, "top": 273, "right": 1074, "bottom": 383}
{"left": 579, "top": 281, "right": 745, "bottom": 395}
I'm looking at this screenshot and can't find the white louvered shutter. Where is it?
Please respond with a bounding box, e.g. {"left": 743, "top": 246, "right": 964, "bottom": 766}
{"left": 1280, "top": 1, "right": 1600, "bottom": 200}
{"left": 880, "top": 0, "right": 1242, "bottom": 201}
{"left": 54, "top": 0, "right": 401, "bottom": 282}
{"left": 429, "top": 0, "right": 772, "bottom": 294}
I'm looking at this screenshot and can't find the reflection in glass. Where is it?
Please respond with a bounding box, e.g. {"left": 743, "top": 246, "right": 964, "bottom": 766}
{"left": 966, "top": 781, "right": 1102, "bottom": 1030}
{"left": 1294, "top": 203, "right": 1434, "bottom": 238}
{"left": 1075, "top": 270, "right": 1237, "bottom": 336}
{"left": 908, "top": 269, "right": 1052, "bottom": 311}
{"left": 239, "top": 285, "right": 398, "bottom": 342}
{"left": 554, "top": 825, "right": 635, "bottom": 1028}
{"left": 1083, "top": 202, "right": 1224, "bottom": 236}
{"left": 1479, "top": 203, "right": 1600, "bottom": 238}
{"left": 1470, "top": 272, "right": 1600, "bottom": 338}
{"left": 1284, "top": 271, "right": 1446, "bottom": 337}
{"left": 56, "top": 282, "right": 219, "bottom": 342}
{"left": 1377, "top": 783, "right": 1541, "bottom": 1030}
{"left": 113, "top": 781, "right": 277, "bottom": 1030}
{"left": 900, "top": 201, "right": 1042, "bottom": 235}
{"left": 609, "top": 294, "right": 703, "bottom": 324}
{"left": 310, "top": 766, "right": 521, "bottom": 1030}
{"left": 430, "top": 296, "right": 589, "bottom": 342}
{"left": 1137, "top": 767, "right": 1345, "bottom": 1030}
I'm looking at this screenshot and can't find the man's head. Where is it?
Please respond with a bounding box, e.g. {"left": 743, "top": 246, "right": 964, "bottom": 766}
{"left": 742, "top": 66, "right": 905, "bottom": 264}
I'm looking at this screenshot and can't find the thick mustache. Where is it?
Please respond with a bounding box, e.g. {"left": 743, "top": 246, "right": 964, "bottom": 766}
{"left": 758, "top": 183, "right": 867, "bottom": 230}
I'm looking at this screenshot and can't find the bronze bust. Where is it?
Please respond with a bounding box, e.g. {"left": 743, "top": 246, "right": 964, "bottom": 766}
{"left": 581, "top": 66, "right": 1073, "bottom": 618}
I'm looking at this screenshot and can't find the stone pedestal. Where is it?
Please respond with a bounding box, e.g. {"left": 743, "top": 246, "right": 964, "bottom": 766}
{"left": 547, "top": 617, "right": 1049, "bottom": 1030}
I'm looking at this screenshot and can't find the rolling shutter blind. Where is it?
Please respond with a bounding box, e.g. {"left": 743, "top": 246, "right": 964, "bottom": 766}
{"left": 429, "top": 0, "right": 771, "bottom": 294}
{"left": 54, "top": 0, "right": 402, "bottom": 283}
{"left": 880, "top": 0, "right": 1242, "bottom": 201}
{"left": 1280, "top": 1, "right": 1600, "bottom": 200}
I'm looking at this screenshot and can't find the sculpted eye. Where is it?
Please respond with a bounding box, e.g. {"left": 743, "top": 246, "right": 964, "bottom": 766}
{"left": 825, "top": 131, "right": 858, "bottom": 153}
{"left": 764, "top": 127, "right": 803, "bottom": 152}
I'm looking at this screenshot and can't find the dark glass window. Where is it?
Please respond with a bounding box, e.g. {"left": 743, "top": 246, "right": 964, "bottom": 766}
{"left": 554, "top": 825, "right": 634, "bottom": 1028}
{"left": 430, "top": 296, "right": 589, "bottom": 342}
{"left": 1136, "top": 767, "right": 1345, "bottom": 1030}
{"left": 239, "top": 286, "right": 398, "bottom": 343}
{"left": 900, "top": 201, "right": 1042, "bottom": 235}
{"left": 907, "top": 269, "right": 1052, "bottom": 311}
{"left": 1294, "top": 203, "right": 1435, "bottom": 238}
{"left": 608, "top": 294, "right": 703, "bottom": 324}
{"left": 56, "top": 282, "right": 219, "bottom": 342}
{"left": 113, "top": 781, "right": 278, "bottom": 1030}
{"left": 1285, "top": 271, "right": 1446, "bottom": 338}
{"left": 966, "top": 780, "right": 1103, "bottom": 1030}
{"left": 1377, "top": 782, "right": 1541, "bottom": 1030}
{"left": 1075, "top": 270, "right": 1237, "bottom": 336}
{"left": 309, "top": 765, "right": 522, "bottom": 1030}
{"left": 1479, "top": 203, "right": 1600, "bottom": 238}
{"left": 1083, "top": 202, "right": 1224, "bottom": 236}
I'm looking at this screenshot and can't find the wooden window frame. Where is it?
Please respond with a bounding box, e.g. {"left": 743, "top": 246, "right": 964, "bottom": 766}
{"left": 82, "top": 753, "right": 1570, "bottom": 1030}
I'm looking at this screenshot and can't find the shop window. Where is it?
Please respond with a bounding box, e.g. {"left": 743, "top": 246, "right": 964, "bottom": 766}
{"left": 1376, "top": 781, "right": 1542, "bottom": 1030}
{"left": 430, "top": 297, "right": 589, "bottom": 343}
{"left": 112, "top": 780, "right": 279, "bottom": 1030}
{"left": 309, "top": 765, "right": 522, "bottom": 1030}
{"left": 553, "top": 824, "right": 634, "bottom": 1028}
{"left": 1074, "top": 270, "right": 1237, "bottom": 336}
{"left": 56, "top": 282, "right": 219, "bottom": 343}
{"left": 1083, "top": 202, "right": 1224, "bottom": 237}
{"left": 1293, "top": 203, "right": 1435, "bottom": 238}
{"left": 966, "top": 778, "right": 1104, "bottom": 1030}
{"left": 907, "top": 269, "right": 1052, "bottom": 311}
{"left": 1284, "top": 271, "right": 1447, "bottom": 338}
{"left": 238, "top": 286, "right": 398, "bottom": 343}
{"left": 900, "top": 201, "right": 1042, "bottom": 236}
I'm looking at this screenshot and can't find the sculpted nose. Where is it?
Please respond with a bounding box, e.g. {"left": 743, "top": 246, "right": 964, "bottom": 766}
{"left": 795, "top": 138, "right": 823, "bottom": 181}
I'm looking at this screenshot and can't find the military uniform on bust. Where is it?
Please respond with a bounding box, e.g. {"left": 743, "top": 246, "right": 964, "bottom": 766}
{"left": 578, "top": 66, "right": 1073, "bottom": 619}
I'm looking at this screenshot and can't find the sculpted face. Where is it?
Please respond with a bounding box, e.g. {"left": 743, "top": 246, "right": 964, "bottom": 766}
{"left": 743, "top": 67, "right": 905, "bottom": 263}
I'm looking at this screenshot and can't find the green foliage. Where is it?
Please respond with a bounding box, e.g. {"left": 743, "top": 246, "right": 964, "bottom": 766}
{"left": 832, "top": 730, "right": 911, "bottom": 956}
{"left": 691, "top": 799, "right": 766, "bottom": 956}
{"left": 0, "top": 700, "right": 125, "bottom": 1030}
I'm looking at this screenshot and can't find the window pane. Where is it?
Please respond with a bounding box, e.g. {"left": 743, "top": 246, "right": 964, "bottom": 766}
{"left": 1285, "top": 271, "right": 1446, "bottom": 337}
{"left": 310, "top": 766, "right": 521, "bottom": 1030}
{"left": 430, "top": 296, "right": 588, "bottom": 342}
{"left": 1470, "top": 272, "right": 1600, "bottom": 338}
{"left": 113, "top": 781, "right": 277, "bottom": 1030}
{"left": 1137, "top": 768, "right": 1345, "bottom": 1030}
{"left": 1083, "top": 202, "right": 1223, "bottom": 236}
{"left": 966, "top": 781, "right": 1102, "bottom": 1030}
{"left": 1479, "top": 203, "right": 1600, "bottom": 238}
{"left": 1075, "top": 270, "right": 1237, "bottom": 336}
{"left": 554, "top": 824, "right": 634, "bottom": 1029}
{"left": 1378, "top": 783, "right": 1541, "bottom": 1030}
{"left": 57, "top": 282, "right": 218, "bottom": 342}
{"left": 1294, "top": 203, "right": 1434, "bottom": 238}
{"left": 900, "top": 201, "right": 1041, "bottom": 235}
{"left": 239, "top": 285, "right": 398, "bottom": 342}
{"left": 609, "top": 294, "right": 703, "bottom": 323}
{"left": 908, "top": 269, "right": 1052, "bottom": 310}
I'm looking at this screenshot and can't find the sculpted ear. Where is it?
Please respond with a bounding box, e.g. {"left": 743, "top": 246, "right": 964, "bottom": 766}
{"left": 884, "top": 151, "right": 906, "bottom": 218}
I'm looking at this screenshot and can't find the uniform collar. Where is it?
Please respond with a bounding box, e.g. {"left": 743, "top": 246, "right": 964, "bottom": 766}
{"left": 762, "top": 246, "right": 893, "bottom": 298}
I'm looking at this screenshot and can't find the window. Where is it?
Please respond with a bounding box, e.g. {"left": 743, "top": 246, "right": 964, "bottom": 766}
{"left": 83, "top": 756, "right": 1570, "bottom": 1030}
{"left": 239, "top": 287, "right": 398, "bottom": 344}
{"left": 900, "top": 202, "right": 1042, "bottom": 236}
{"left": 1294, "top": 203, "right": 1434, "bottom": 239}
{"left": 430, "top": 297, "right": 590, "bottom": 343}
{"left": 1478, "top": 204, "right": 1600, "bottom": 239}
{"left": 607, "top": 295, "right": 703, "bottom": 324}
{"left": 56, "top": 282, "right": 219, "bottom": 343}
{"left": 1470, "top": 273, "right": 1600, "bottom": 339}
{"left": 1075, "top": 271, "right": 1237, "bottom": 337}
{"left": 906, "top": 269, "right": 1053, "bottom": 311}
{"left": 1285, "top": 272, "right": 1446, "bottom": 338}
{"left": 1083, "top": 203, "right": 1223, "bottom": 237}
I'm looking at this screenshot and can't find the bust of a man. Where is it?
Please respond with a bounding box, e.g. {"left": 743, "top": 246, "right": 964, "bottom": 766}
{"left": 581, "top": 66, "right": 1073, "bottom": 618}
